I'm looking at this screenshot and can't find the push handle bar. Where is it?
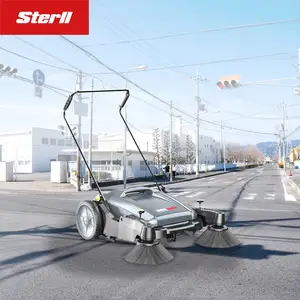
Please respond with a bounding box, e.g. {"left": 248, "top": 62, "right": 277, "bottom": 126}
{"left": 63, "top": 89, "right": 130, "bottom": 112}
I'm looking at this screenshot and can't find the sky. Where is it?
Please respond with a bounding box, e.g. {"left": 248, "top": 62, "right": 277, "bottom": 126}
{"left": 1, "top": 0, "right": 300, "bottom": 146}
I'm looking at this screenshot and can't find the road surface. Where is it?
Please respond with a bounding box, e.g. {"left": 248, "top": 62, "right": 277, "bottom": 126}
{"left": 1, "top": 165, "right": 300, "bottom": 300}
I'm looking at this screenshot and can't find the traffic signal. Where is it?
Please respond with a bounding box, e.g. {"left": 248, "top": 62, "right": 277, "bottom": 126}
{"left": 217, "top": 75, "right": 241, "bottom": 90}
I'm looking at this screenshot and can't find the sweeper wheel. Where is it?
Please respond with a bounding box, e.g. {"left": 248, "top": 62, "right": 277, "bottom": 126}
{"left": 76, "top": 200, "right": 104, "bottom": 240}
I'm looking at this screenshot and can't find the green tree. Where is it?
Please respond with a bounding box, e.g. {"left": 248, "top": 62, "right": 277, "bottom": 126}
{"left": 186, "top": 135, "right": 195, "bottom": 163}
{"left": 152, "top": 128, "right": 161, "bottom": 164}
{"left": 172, "top": 134, "right": 184, "bottom": 164}
{"left": 161, "top": 131, "right": 170, "bottom": 164}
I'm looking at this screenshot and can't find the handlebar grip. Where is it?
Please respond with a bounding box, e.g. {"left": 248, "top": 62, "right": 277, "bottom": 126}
{"left": 120, "top": 91, "right": 130, "bottom": 109}
{"left": 63, "top": 95, "right": 73, "bottom": 111}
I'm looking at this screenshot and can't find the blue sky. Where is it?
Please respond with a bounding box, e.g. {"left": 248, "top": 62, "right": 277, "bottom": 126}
{"left": 1, "top": 0, "right": 300, "bottom": 145}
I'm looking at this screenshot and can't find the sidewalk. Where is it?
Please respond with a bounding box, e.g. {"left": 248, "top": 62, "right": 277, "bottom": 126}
{"left": 285, "top": 167, "right": 300, "bottom": 195}
{"left": 0, "top": 170, "right": 229, "bottom": 194}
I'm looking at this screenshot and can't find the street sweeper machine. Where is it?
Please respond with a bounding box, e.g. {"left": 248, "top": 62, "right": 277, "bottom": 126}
{"left": 62, "top": 88, "right": 241, "bottom": 265}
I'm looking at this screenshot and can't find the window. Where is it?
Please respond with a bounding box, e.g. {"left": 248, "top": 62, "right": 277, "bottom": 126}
{"left": 128, "top": 160, "right": 132, "bottom": 166}
{"left": 50, "top": 138, "right": 56, "bottom": 146}
{"left": 25, "top": 160, "right": 31, "bottom": 165}
{"left": 42, "top": 138, "right": 48, "bottom": 145}
{"left": 66, "top": 138, "right": 73, "bottom": 146}
{"left": 58, "top": 139, "right": 65, "bottom": 146}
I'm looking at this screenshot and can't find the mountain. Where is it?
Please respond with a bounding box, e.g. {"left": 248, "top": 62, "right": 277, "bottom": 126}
{"left": 256, "top": 140, "right": 300, "bottom": 157}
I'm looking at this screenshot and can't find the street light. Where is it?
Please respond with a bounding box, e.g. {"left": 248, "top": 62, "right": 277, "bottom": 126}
{"left": 0, "top": 64, "right": 18, "bottom": 77}
{"left": 190, "top": 73, "right": 207, "bottom": 177}
{"left": 123, "top": 64, "right": 148, "bottom": 189}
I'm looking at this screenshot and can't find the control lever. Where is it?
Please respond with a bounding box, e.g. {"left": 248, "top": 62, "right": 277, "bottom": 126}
{"left": 137, "top": 209, "right": 145, "bottom": 219}
{"left": 197, "top": 200, "right": 204, "bottom": 208}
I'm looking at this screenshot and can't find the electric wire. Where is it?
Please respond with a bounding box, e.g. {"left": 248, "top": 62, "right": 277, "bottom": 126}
{"left": 89, "top": 53, "right": 292, "bottom": 74}
{"left": 14, "top": 36, "right": 80, "bottom": 71}
{"left": 6, "top": 38, "right": 295, "bottom": 125}
{"left": 2, "top": 38, "right": 286, "bottom": 136}
{"left": 0, "top": 46, "right": 75, "bottom": 72}
{"left": 83, "top": 18, "right": 300, "bottom": 47}
{"left": 98, "top": 2, "right": 192, "bottom": 78}
{"left": 60, "top": 36, "right": 276, "bottom": 136}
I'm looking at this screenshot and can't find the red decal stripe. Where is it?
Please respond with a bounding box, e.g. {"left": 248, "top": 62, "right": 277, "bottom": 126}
{"left": 166, "top": 206, "right": 177, "bottom": 211}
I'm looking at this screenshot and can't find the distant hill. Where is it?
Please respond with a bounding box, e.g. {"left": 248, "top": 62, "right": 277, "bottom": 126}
{"left": 256, "top": 140, "right": 300, "bottom": 157}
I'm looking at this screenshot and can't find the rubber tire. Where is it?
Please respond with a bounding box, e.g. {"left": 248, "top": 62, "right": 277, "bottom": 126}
{"left": 75, "top": 200, "right": 104, "bottom": 240}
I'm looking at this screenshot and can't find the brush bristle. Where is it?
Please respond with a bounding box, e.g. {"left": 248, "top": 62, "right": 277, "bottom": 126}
{"left": 195, "top": 226, "right": 241, "bottom": 248}
{"left": 124, "top": 242, "right": 174, "bottom": 265}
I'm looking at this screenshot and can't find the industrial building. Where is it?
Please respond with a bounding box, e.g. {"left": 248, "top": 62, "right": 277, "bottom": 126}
{"left": 0, "top": 127, "right": 97, "bottom": 173}
{"left": 0, "top": 122, "right": 222, "bottom": 175}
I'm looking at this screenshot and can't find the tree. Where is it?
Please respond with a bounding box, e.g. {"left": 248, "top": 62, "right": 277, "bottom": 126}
{"left": 172, "top": 134, "right": 184, "bottom": 164}
{"left": 152, "top": 128, "right": 161, "bottom": 164}
{"left": 225, "top": 143, "right": 244, "bottom": 162}
{"left": 186, "top": 135, "right": 195, "bottom": 163}
{"left": 161, "top": 131, "right": 170, "bottom": 164}
{"left": 243, "top": 145, "right": 264, "bottom": 162}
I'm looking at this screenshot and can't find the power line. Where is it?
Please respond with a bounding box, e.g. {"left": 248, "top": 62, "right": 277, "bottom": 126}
{"left": 83, "top": 18, "right": 300, "bottom": 47}
{"left": 102, "top": 16, "right": 191, "bottom": 79}
{"left": 14, "top": 36, "right": 80, "bottom": 71}
{"left": 3, "top": 39, "right": 292, "bottom": 128}
{"left": 98, "top": 2, "right": 192, "bottom": 78}
{"left": 60, "top": 36, "right": 276, "bottom": 136}
{"left": 0, "top": 46, "right": 75, "bottom": 72}
{"left": 89, "top": 53, "right": 292, "bottom": 74}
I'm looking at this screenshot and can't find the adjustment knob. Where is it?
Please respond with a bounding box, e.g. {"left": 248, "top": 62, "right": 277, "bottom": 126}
{"left": 197, "top": 200, "right": 204, "bottom": 208}
{"left": 137, "top": 209, "right": 145, "bottom": 219}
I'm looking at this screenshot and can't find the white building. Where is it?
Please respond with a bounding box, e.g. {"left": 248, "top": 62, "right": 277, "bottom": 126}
{"left": 0, "top": 122, "right": 222, "bottom": 175}
{"left": 0, "top": 127, "right": 97, "bottom": 173}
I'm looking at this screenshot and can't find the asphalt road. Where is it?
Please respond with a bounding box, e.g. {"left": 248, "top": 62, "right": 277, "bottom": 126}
{"left": 1, "top": 165, "right": 300, "bottom": 300}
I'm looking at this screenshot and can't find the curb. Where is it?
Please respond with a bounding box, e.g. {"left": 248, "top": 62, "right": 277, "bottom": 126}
{"left": 143, "top": 171, "right": 229, "bottom": 188}
{"left": 288, "top": 177, "right": 300, "bottom": 195}
{"left": 95, "top": 170, "right": 237, "bottom": 188}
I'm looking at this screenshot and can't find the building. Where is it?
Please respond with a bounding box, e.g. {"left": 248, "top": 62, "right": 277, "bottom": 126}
{"left": 0, "top": 123, "right": 222, "bottom": 175}
{"left": 0, "top": 127, "right": 97, "bottom": 173}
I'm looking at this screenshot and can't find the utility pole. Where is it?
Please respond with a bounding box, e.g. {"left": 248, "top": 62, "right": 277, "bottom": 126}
{"left": 88, "top": 78, "right": 94, "bottom": 187}
{"left": 279, "top": 100, "right": 287, "bottom": 172}
{"left": 169, "top": 101, "right": 173, "bottom": 182}
{"left": 220, "top": 119, "right": 226, "bottom": 172}
{"left": 191, "top": 71, "right": 207, "bottom": 177}
{"left": 76, "top": 70, "right": 83, "bottom": 191}
{"left": 123, "top": 77, "right": 129, "bottom": 189}
{"left": 195, "top": 84, "right": 200, "bottom": 177}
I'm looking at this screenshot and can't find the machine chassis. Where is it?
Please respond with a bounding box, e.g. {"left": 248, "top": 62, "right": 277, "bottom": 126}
{"left": 63, "top": 88, "right": 241, "bottom": 264}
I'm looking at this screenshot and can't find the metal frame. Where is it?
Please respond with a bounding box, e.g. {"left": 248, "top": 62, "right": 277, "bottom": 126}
{"left": 63, "top": 89, "right": 233, "bottom": 246}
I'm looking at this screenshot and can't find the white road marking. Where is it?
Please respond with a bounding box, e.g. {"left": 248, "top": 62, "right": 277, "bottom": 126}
{"left": 243, "top": 193, "right": 257, "bottom": 200}
{"left": 266, "top": 193, "right": 275, "bottom": 197}
{"left": 251, "top": 172, "right": 254, "bottom": 175}
{"left": 186, "top": 191, "right": 206, "bottom": 198}
{"left": 281, "top": 179, "right": 296, "bottom": 202}
{"left": 237, "top": 177, "right": 243, "bottom": 181}
{"left": 175, "top": 191, "right": 190, "bottom": 197}
{"left": 264, "top": 197, "right": 275, "bottom": 200}
{"left": 208, "top": 177, "right": 216, "bottom": 181}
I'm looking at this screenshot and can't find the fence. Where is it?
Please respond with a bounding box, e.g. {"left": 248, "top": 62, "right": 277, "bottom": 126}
{"left": 67, "top": 161, "right": 261, "bottom": 183}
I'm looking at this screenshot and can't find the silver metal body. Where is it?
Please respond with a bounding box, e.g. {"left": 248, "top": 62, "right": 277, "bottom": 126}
{"left": 99, "top": 187, "right": 206, "bottom": 244}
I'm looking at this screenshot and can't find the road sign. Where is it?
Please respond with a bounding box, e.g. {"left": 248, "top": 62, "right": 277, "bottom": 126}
{"left": 35, "top": 85, "right": 43, "bottom": 98}
{"left": 33, "top": 69, "right": 45, "bottom": 86}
